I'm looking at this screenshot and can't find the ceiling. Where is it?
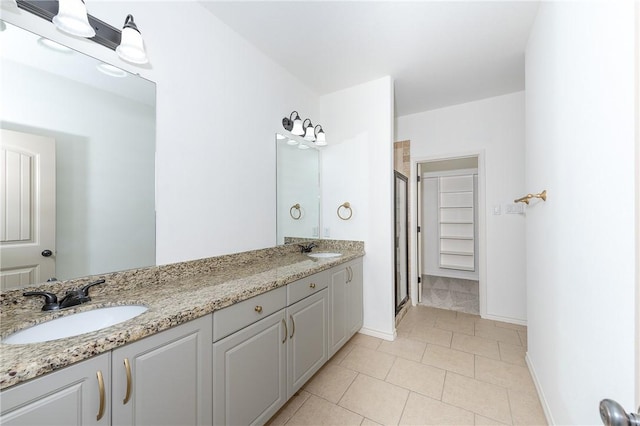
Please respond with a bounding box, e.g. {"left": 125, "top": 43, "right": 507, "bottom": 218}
{"left": 201, "top": 1, "right": 540, "bottom": 117}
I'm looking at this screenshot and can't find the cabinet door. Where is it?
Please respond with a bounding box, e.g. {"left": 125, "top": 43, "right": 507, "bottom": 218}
{"left": 347, "top": 259, "right": 364, "bottom": 335}
{"left": 287, "top": 289, "right": 328, "bottom": 397}
{"left": 213, "top": 309, "right": 287, "bottom": 426}
{"left": 0, "top": 353, "right": 111, "bottom": 426}
{"left": 328, "top": 266, "right": 348, "bottom": 357}
{"left": 111, "top": 315, "right": 213, "bottom": 426}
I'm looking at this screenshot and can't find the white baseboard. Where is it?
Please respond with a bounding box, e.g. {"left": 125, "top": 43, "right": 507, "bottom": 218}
{"left": 358, "top": 326, "right": 396, "bottom": 341}
{"left": 482, "top": 313, "right": 527, "bottom": 326}
{"left": 526, "top": 353, "right": 555, "bottom": 425}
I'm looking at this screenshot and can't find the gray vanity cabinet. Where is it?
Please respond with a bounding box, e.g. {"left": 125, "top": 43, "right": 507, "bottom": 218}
{"left": 212, "top": 271, "right": 330, "bottom": 425}
{"left": 0, "top": 352, "right": 111, "bottom": 426}
{"left": 286, "top": 288, "right": 328, "bottom": 397}
{"left": 329, "top": 258, "right": 364, "bottom": 357}
{"left": 212, "top": 308, "right": 288, "bottom": 426}
{"left": 347, "top": 259, "right": 364, "bottom": 335}
{"left": 111, "top": 314, "right": 212, "bottom": 426}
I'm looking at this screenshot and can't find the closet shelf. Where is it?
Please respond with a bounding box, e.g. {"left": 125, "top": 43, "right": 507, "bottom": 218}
{"left": 441, "top": 264, "right": 475, "bottom": 271}
{"left": 440, "top": 221, "right": 473, "bottom": 224}
{"left": 440, "top": 250, "right": 474, "bottom": 256}
{"left": 439, "top": 236, "right": 474, "bottom": 240}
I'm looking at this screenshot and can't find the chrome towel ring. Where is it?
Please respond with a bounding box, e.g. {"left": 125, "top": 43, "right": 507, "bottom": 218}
{"left": 337, "top": 202, "right": 352, "bottom": 220}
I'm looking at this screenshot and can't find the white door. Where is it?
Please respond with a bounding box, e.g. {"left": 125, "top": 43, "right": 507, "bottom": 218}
{"left": 0, "top": 129, "right": 56, "bottom": 289}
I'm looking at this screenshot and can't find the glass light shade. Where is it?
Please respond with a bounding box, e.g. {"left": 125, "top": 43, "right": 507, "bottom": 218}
{"left": 315, "top": 130, "right": 326, "bottom": 146}
{"left": 291, "top": 118, "right": 304, "bottom": 135}
{"left": 304, "top": 126, "right": 315, "bottom": 141}
{"left": 37, "top": 37, "right": 74, "bottom": 53}
{"left": 53, "top": 0, "right": 96, "bottom": 38}
{"left": 116, "top": 26, "right": 148, "bottom": 64}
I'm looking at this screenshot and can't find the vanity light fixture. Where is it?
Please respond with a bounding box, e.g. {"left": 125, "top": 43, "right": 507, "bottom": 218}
{"left": 116, "top": 15, "right": 148, "bottom": 64}
{"left": 282, "top": 111, "right": 304, "bottom": 136}
{"left": 276, "top": 134, "right": 286, "bottom": 140}
{"left": 303, "top": 119, "right": 316, "bottom": 141}
{"left": 15, "top": 0, "right": 149, "bottom": 66}
{"left": 281, "top": 111, "right": 328, "bottom": 146}
{"left": 314, "top": 125, "right": 327, "bottom": 146}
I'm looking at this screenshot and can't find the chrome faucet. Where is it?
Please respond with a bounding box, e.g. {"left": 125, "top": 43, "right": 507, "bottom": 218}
{"left": 23, "top": 279, "right": 106, "bottom": 311}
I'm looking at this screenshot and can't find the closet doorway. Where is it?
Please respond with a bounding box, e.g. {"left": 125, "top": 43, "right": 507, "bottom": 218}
{"left": 416, "top": 155, "right": 484, "bottom": 315}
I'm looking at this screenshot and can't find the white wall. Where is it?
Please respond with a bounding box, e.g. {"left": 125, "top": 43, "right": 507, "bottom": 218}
{"left": 396, "top": 92, "right": 527, "bottom": 323}
{"left": 319, "top": 76, "right": 396, "bottom": 339}
{"left": 525, "top": 2, "right": 637, "bottom": 424}
{"left": 1, "top": 1, "right": 319, "bottom": 265}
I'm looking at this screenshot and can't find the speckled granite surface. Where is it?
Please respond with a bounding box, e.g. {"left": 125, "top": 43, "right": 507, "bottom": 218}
{"left": 0, "top": 240, "right": 364, "bottom": 390}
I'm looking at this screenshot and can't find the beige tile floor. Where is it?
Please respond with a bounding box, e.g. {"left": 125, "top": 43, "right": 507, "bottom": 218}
{"left": 267, "top": 305, "right": 547, "bottom": 426}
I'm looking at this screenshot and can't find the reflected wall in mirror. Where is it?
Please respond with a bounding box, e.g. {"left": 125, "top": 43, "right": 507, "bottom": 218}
{"left": 0, "top": 20, "right": 156, "bottom": 290}
{"left": 276, "top": 135, "right": 320, "bottom": 245}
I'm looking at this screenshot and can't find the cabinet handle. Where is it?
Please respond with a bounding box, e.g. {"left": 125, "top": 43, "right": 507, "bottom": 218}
{"left": 289, "top": 315, "right": 295, "bottom": 339}
{"left": 96, "top": 370, "right": 105, "bottom": 421}
{"left": 255, "top": 305, "right": 263, "bottom": 313}
{"left": 346, "top": 266, "right": 352, "bottom": 283}
{"left": 281, "top": 318, "right": 287, "bottom": 344}
{"left": 309, "top": 283, "right": 316, "bottom": 289}
{"left": 123, "top": 358, "right": 132, "bottom": 405}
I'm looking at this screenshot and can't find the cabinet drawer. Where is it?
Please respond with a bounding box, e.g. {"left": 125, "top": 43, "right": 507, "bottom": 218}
{"left": 213, "top": 286, "right": 287, "bottom": 342}
{"left": 287, "top": 270, "right": 328, "bottom": 305}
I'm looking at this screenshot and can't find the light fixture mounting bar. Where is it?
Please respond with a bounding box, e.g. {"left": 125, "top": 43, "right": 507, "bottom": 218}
{"left": 16, "top": 0, "right": 122, "bottom": 51}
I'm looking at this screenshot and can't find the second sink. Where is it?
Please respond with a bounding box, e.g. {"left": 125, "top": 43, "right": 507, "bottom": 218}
{"left": 2, "top": 305, "right": 148, "bottom": 345}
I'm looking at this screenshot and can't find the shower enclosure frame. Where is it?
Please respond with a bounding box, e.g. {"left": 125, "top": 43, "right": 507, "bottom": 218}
{"left": 394, "top": 171, "right": 409, "bottom": 314}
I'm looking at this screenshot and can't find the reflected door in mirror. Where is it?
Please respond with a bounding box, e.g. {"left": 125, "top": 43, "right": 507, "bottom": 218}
{"left": 1, "top": 129, "right": 56, "bottom": 290}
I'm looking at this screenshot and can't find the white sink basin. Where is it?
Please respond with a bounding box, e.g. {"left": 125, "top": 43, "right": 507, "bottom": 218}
{"left": 307, "top": 252, "right": 342, "bottom": 259}
{"left": 2, "top": 305, "right": 148, "bottom": 345}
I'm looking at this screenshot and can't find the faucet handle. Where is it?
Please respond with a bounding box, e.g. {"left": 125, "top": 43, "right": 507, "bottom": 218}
{"left": 80, "top": 279, "right": 106, "bottom": 297}
{"left": 23, "top": 291, "right": 60, "bottom": 311}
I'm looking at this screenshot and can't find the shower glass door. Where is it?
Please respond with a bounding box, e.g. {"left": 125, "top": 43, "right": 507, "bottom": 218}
{"left": 394, "top": 171, "right": 409, "bottom": 314}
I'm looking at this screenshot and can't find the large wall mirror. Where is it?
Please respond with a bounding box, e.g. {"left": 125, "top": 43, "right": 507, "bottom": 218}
{"left": 276, "top": 134, "right": 320, "bottom": 244}
{"left": 0, "top": 20, "right": 156, "bottom": 290}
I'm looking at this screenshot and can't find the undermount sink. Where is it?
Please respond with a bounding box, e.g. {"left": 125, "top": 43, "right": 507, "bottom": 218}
{"left": 307, "top": 252, "right": 342, "bottom": 259}
{"left": 2, "top": 305, "right": 148, "bottom": 345}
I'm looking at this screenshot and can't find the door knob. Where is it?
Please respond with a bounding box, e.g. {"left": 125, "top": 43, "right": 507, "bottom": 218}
{"left": 41, "top": 249, "right": 53, "bottom": 257}
{"left": 600, "top": 399, "right": 640, "bottom": 426}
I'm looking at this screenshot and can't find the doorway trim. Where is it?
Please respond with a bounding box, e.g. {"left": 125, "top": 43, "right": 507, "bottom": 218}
{"left": 411, "top": 150, "right": 487, "bottom": 317}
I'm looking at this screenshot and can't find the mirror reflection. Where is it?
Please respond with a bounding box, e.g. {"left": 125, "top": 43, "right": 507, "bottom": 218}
{"left": 276, "top": 135, "right": 320, "bottom": 245}
{"left": 0, "top": 20, "right": 156, "bottom": 290}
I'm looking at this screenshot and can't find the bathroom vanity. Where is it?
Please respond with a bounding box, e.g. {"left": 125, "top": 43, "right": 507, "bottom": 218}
{"left": 0, "top": 241, "right": 364, "bottom": 426}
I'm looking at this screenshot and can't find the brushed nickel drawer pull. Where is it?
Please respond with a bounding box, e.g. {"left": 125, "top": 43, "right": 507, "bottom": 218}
{"left": 96, "top": 370, "right": 105, "bottom": 421}
{"left": 289, "top": 315, "right": 295, "bottom": 339}
{"left": 255, "top": 305, "right": 263, "bottom": 313}
{"left": 281, "top": 318, "right": 287, "bottom": 344}
{"left": 123, "top": 358, "right": 132, "bottom": 405}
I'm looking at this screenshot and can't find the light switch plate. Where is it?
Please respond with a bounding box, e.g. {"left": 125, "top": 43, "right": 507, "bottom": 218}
{"left": 505, "top": 203, "right": 525, "bottom": 214}
{"left": 493, "top": 205, "right": 501, "bottom": 215}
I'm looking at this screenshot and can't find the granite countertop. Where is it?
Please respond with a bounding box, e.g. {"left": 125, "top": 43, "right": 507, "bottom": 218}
{"left": 0, "top": 241, "right": 364, "bottom": 390}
